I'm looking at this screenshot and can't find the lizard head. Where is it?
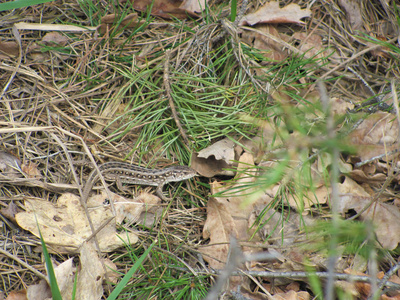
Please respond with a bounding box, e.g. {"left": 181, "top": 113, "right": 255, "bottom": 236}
{"left": 165, "top": 165, "right": 197, "bottom": 182}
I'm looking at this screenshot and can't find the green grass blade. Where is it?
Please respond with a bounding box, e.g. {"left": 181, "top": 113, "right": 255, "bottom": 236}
{"left": 107, "top": 241, "right": 156, "bottom": 300}
{"left": 37, "top": 223, "right": 62, "bottom": 300}
{"left": 230, "top": 0, "right": 237, "bottom": 22}
{"left": 0, "top": 0, "right": 55, "bottom": 11}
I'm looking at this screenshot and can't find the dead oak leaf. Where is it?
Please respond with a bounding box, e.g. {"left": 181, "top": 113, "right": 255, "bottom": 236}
{"left": 201, "top": 153, "right": 269, "bottom": 269}
{"left": 240, "top": 1, "right": 311, "bottom": 26}
{"left": 15, "top": 193, "right": 138, "bottom": 254}
{"left": 201, "top": 195, "right": 236, "bottom": 269}
{"left": 24, "top": 243, "right": 105, "bottom": 300}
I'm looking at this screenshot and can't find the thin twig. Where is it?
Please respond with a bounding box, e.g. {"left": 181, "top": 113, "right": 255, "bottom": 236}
{"left": 163, "top": 49, "right": 190, "bottom": 147}
{"left": 318, "top": 80, "right": 339, "bottom": 300}
{"left": 172, "top": 267, "right": 400, "bottom": 290}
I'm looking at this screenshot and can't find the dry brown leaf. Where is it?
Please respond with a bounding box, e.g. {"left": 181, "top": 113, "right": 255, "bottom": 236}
{"left": 338, "top": 0, "right": 363, "bottom": 31}
{"left": 23, "top": 243, "right": 105, "bottom": 300}
{"left": 349, "top": 112, "right": 399, "bottom": 161}
{"left": 98, "top": 13, "right": 144, "bottom": 35}
{"left": 49, "top": 258, "right": 75, "bottom": 299}
{"left": 0, "top": 202, "right": 20, "bottom": 225}
{"left": 272, "top": 290, "right": 310, "bottom": 300}
{"left": 349, "top": 168, "right": 386, "bottom": 184}
{"left": 0, "top": 151, "right": 21, "bottom": 178}
{"left": 292, "top": 32, "right": 340, "bottom": 62}
{"left": 240, "top": 1, "right": 311, "bottom": 26}
{"left": 25, "top": 259, "right": 75, "bottom": 300}
{"left": 191, "top": 138, "right": 237, "bottom": 177}
{"left": 329, "top": 97, "right": 355, "bottom": 115}
{"left": 21, "top": 162, "right": 42, "bottom": 179}
{"left": 5, "top": 290, "right": 29, "bottom": 300}
{"left": 201, "top": 153, "right": 275, "bottom": 269}
{"left": 101, "top": 191, "right": 163, "bottom": 226}
{"left": 25, "top": 280, "right": 50, "bottom": 300}
{"left": 0, "top": 40, "right": 19, "bottom": 58}
{"left": 201, "top": 195, "right": 236, "bottom": 269}
{"left": 41, "top": 32, "right": 68, "bottom": 46}
{"left": 75, "top": 242, "right": 104, "bottom": 300}
{"left": 131, "top": 0, "right": 204, "bottom": 19}
{"left": 180, "top": 0, "right": 207, "bottom": 13}
{"left": 15, "top": 193, "right": 138, "bottom": 254}
{"left": 241, "top": 25, "right": 289, "bottom": 61}
{"left": 338, "top": 177, "right": 400, "bottom": 250}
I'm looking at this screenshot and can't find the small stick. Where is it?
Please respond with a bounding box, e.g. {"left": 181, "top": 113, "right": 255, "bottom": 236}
{"left": 164, "top": 49, "right": 190, "bottom": 147}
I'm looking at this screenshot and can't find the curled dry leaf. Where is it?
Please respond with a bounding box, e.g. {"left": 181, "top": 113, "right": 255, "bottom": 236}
{"left": 191, "top": 138, "right": 238, "bottom": 177}
{"left": 15, "top": 193, "right": 138, "bottom": 254}
{"left": 26, "top": 279, "right": 51, "bottom": 300}
{"left": 26, "top": 259, "right": 75, "bottom": 300}
{"left": 240, "top": 1, "right": 311, "bottom": 26}
{"left": 271, "top": 290, "right": 310, "bottom": 300}
{"left": 349, "top": 168, "right": 386, "bottom": 184}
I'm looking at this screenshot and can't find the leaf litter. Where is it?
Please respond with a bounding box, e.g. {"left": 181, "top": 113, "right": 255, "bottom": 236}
{"left": 1, "top": 0, "right": 400, "bottom": 299}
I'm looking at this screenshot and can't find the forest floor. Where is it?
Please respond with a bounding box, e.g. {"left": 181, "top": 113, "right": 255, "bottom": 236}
{"left": 1, "top": 0, "right": 400, "bottom": 299}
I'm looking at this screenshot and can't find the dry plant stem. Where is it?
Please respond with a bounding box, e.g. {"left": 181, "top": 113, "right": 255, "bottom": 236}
{"left": 0, "top": 248, "right": 48, "bottom": 283}
{"left": 391, "top": 79, "right": 400, "bottom": 142}
{"left": 347, "top": 66, "right": 375, "bottom": 96}
{"left": 172, "top": 265, "right": 400, "bottom": 290}
{"left": 233, "top": 0, "right": 249, "bottom": 26}
{"left": 237, "top": 269, "right": 273, "bottom": 300}
{"left": 318, "top": 80, "right": 339, "bottom": 300}
{"left": 366, "top": 221, "right": 378, "bottom": 299}
{"left": 377, "top": 262, "right": 400, "bottom": 292}
{"left": 204, "top": 237, "right": 243, "bottom": 300}
{"left": 198, "top": 269, "right": 400, "bottom": 289}
{"left": 163, "top": 49, "right": 190, "bottom": 147}
{"left": 354, "top": 149, "right": 400, "bottom": 168}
